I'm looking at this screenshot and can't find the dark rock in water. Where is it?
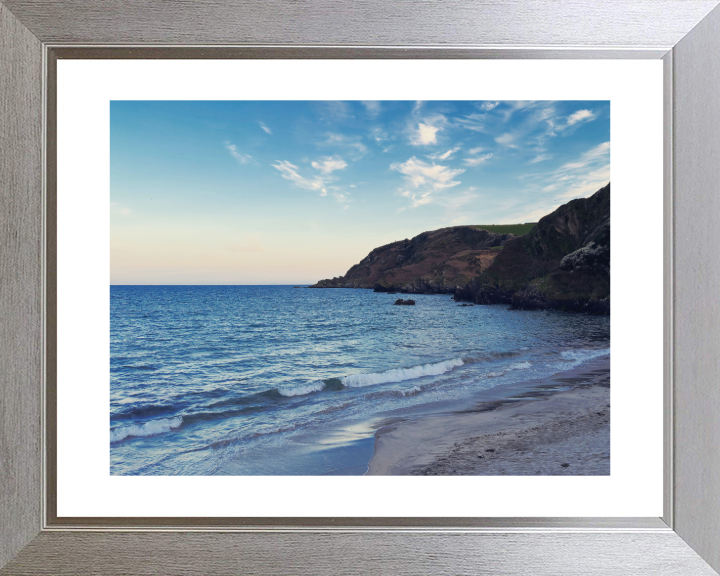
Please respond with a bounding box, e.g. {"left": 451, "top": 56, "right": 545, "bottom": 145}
{"left": 394, "top": 299, "right": 416, "bottom": 306}
{"left": 561, "top": 463, "right": 570, "bottom": 468}
{"left": 458, "top": 303, "right": 474, "bottom": 307}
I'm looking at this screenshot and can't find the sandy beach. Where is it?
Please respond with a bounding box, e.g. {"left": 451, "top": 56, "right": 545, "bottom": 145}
{"left": 367, "top": 356, "right": 610, "bottom": 475}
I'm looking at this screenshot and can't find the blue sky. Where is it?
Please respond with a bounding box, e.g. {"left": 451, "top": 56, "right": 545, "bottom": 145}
{"left": 111, "top": 100, "right": 609, "bottom": 284}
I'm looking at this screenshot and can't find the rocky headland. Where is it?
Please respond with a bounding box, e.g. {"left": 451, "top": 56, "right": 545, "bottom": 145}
{"left": 311, "top": 183, "right": 610, "bottom": 315}
{"left": 311, "top": 226, "right": 515, "bottom": 294}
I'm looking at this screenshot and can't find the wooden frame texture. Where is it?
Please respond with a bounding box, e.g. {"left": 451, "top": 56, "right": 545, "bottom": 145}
{"left": 2, "top": 1, "right": 720, "bottom": 574}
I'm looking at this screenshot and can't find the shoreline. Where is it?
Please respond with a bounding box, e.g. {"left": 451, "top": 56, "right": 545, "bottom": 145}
{"left": 366, "top": 355, "right": 610, "bottom": 476}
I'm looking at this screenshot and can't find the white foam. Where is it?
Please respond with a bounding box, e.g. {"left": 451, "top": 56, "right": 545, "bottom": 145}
{"left": 486, "top": 371, "right": 505, "bottom": 378}
{"left": 342, "top": 358, "right": 464, "bottom": 388}
{"left": 278, "top": 380, "right": 325, "bottom": 397}
{"left": 401, "top": 385, "right": 422, "bottom": 396}
{"left": 110, "top": 416, "right": 182, "bottom": 443}
{"left": 560, "top": 348, "right": 610, "bottom": 362}
{"left": 509, "top": 361, "right": 532, "bottom": 370}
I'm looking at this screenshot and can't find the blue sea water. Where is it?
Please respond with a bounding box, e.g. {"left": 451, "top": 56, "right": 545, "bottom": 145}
{"left": 110, "top": 285, "right": 610, "bottom": 475}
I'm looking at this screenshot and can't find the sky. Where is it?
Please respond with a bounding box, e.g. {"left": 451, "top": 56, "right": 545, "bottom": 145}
{"left": 110, "top": 100, "right": 610, "bottom": 285}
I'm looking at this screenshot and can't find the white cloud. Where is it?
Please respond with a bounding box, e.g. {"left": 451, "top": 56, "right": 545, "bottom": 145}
{"left": 224, "top": 141, "right": 253, "bottom": 164}
{"left": 468, "top": 147, "right": 485, "bottom": 155}
{"left": 479, "top": 101, "right": 499, "bottom": 111}
{"left": 428, "top": 147, "right": 460, "bottom": 161}
{"left": 566, "top": 109, "right": 597, "bottom": 126}
{"left": 258, "top": 121, "right": 272, "bottom": 135}
{"left": 409, "top": 114, "right": 447, "bottom": 146}
{"left": 411, "top": 122, "right": 440, "bottom": 145}
{"left": 311, "top": 156, "right": 348, "bottom": 174}
{"left": 463, "top": 152, "right": 494, "bottom": 167}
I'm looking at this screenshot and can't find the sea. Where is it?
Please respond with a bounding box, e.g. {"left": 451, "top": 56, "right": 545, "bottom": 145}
{"left": 110, "top": 285, "right": 610, "bottom": 475}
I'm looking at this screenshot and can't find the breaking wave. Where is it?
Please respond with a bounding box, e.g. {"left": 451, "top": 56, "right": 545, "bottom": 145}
{"left": 278, "top": 380, "right": 325, "bottom": 397}
{"left": 111, "top": 416, "right": 183, "bottom": 443}
{"left": 341, "top": 358, "right": 464, "bottom": 388}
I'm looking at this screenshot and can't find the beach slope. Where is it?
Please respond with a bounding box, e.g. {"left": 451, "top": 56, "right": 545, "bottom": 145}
{"left": 367, "top": 357, "right": 610, "bottom": 476}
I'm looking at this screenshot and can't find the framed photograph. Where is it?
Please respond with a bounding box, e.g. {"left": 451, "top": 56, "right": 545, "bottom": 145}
{"left": 2, "top": 1, "right": 720, "bottom": 574}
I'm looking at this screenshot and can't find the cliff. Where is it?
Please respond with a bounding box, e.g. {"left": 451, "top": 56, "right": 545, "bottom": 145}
{"left": 311, "top": 183, "right": 610, "bottom": 315}
{"left": 310, "top": 226, "right": 516, "bottom": 294}
{"left": 454, "top": 183, "right": 610, "bottom": 314}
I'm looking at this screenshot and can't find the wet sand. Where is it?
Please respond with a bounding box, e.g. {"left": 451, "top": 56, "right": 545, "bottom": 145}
{"left": 367, "top": 356, "right": 610, "bottom": 475}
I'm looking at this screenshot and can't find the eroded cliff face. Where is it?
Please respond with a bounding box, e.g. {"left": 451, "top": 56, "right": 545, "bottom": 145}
{"left": 453, "top": 183, "right": 610, "bottom": 314}
{"left": 311, "top": 226, "right": 515, "bottom": 293}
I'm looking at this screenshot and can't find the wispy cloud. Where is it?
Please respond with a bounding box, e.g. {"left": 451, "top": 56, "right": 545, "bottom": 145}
{"left": 529, "top": 154, "right": 552, "bottom": 164}
{"left": 311, "top": 156, "right": 348, "bottom": 174}
{"left": 320, "top": 132, "right": 368, "bottom": 159}
{"left": 454, "top": 113, "right": 487, "bottom": 132}
{"left": 258, "top": 121, "right": 272, "bottom": 135}
{"left": 503, "top": 141, "right": 610, "bottom": 222}
{"left": 272, "top": 155, "right": 350, "bottom": 203}
{"left": 224, "top": 141, "right": 253, "bottom": 164}
{"left": 547, "top": 108, "right": 599, "bottom": 137}
{"left": 566, "top": 109, "right": 597, "bottom": 126}
{"left": 479, "top": 101, "right": 499, "bottom": 111}
{"left": 495, "top": 133, "right": 516, "bottom": 147}
{"left": 272, "top": 160, "right": 327, "bottom": 194}
{"left": 362, "top": 101, "right": 382, "bottom": 117}
{"left": 320, "top": 101, "right": 353, "bottom": 122}
{"left": 392, "top": 156, "right": 465, "bottom": 207}
{"left": 428, "top": 147, "right": 461, "bottom": 161}
{"left": 111, "top": 202, "right": 132, "bottom": 216}
{"left": 464, "top": 152, "right": 494, "bottom": 167}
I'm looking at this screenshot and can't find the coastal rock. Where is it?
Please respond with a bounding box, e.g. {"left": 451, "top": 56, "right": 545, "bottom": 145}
{"left": 454, "top": 183, "right": 610, "bottom": 315}
{"left": 394, "top": 299, "right": 416, "bottom": 306}
{"left": 559, "top": 241, "right": 610, "bottom": 272}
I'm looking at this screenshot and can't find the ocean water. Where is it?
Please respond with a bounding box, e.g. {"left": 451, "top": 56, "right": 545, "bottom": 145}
{"left": 110, "top": 286, "right": 610, "bottom": 475}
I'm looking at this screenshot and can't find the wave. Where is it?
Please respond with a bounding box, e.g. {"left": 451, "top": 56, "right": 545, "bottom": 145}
{"left": 110, "top": 416, "right": 183, "bottom": 443}
{"left": 341, "top": 358, "right": 464, "bottom": 388}
{"left": 278, "top": 380, "right": 325, "bottom": 397}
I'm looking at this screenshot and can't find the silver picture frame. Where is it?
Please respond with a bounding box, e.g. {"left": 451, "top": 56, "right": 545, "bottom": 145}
{"left": 2, "top": 1, "right": 720, "bottom": 574}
